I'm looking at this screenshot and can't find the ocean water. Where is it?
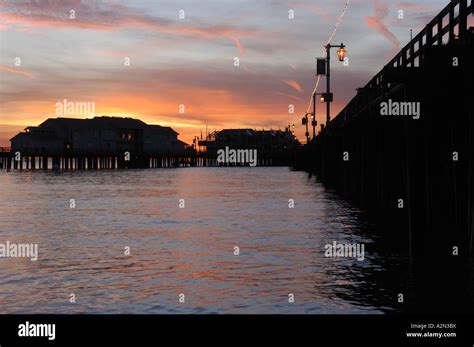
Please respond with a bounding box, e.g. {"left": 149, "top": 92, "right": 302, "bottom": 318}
{"left": 0, "top": 167, "right": 432, "bottom": 313}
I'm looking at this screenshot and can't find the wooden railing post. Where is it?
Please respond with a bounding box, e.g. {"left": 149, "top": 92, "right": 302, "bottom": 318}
{"left": 409, "top": 41, "right": 415, "bottom": 66}
{"left": 437, "top": 17, "right": 443, "bottom": 45}
{"left": 449, "top": 2, "right": 455, "bottom": 42}
{"left": 459, "top": 0, "right": 468, "bottom": 40}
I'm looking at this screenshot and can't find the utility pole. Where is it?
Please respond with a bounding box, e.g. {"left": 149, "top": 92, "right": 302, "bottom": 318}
{"left": 325, "top": 43, "right": 331, "bottom": 128}
{"left": 312, "top": 92, "right": 316, "bottom": 138}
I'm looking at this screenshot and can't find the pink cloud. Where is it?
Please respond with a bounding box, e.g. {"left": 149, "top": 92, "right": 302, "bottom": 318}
{"left": 396, "top": 2, "right": 437, "bottom": 12}
{"left": 365, "top": 17, "right": 400, "bottom": 49}
{"left": 227, "top": 34, "right": 245, "bottom": 55}
{"left": 0, "top": 0, "right": 256, "bottom": 54}
{"left": 276, "top": 92, "right": 302, "bottom": 101}
{"left": 283, "top": 80, "right": 304, "bottom": 93}
{"left": 365, "top": 0, "right": 400, "bottom": 56}
{"left": 307, "top": 4, "right": 333, "bottom": 22}
{"left": 288, "top": 1, "right": 333, "bottom": 22}
{"left": 0, "top": 64, "right": 33, "bottom": 78}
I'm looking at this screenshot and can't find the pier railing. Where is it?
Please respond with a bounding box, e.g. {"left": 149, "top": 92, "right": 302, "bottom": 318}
{"left": 331, "top": 0, "right": 473, "bottom": 128}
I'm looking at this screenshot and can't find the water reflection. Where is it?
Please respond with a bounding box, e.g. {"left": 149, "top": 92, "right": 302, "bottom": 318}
{"left": 0, "top": 168, "right": 472, "bottom": 313}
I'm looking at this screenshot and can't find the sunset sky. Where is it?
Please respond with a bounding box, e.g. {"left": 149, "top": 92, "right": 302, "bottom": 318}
{"left": 0, "top": 0, "right": 448, "bottom": 146}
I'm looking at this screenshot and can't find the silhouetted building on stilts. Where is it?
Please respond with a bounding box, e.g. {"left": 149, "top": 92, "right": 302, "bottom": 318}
{"left": 10, "top": 116, "right": 191, "bottom": 156}
{"left": 198, "top": 128, "right": 299, "bottom": 166}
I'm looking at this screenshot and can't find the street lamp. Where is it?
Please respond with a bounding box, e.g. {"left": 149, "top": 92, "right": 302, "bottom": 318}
{"left": 319, "top": 93, "right": 333, "bottom": 103}
{"left": 324, "top": 42, "right": 347, "bottom": 129}
{"left": 336, "top": 45, "right": 347, "bottom": 62}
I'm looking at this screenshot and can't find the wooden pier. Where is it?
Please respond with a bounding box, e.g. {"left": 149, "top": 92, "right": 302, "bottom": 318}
{"left": 293, "top": 0, "right": 474, "bottom": 257}
{"left": 0, "top": 147, "right": 289, "bottom": 170}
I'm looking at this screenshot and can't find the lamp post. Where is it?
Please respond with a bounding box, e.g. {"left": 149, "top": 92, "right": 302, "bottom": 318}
{"left": 324, "top": 43, "right": 346, "bottom": 129}
{"left": 312, "top": 92, "right": 317, "bottom": 139}
{"left": 312, "top": 92, "right": 324, "bottom": 139}
{"left": 302, "top": 113, "right": 311, "bottom": 143}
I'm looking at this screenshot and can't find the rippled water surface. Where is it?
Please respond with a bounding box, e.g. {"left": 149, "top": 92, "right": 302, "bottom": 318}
{"left": 0, "top": 168, "right": 435, "bottom": 313}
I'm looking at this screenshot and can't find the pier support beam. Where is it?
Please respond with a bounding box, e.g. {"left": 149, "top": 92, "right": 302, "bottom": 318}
{"left": 42, "top": 156, "right": 48, "bottom": 170}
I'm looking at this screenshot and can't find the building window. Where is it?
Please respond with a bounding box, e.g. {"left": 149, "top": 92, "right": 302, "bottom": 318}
{"left": 122, "top": 132, "right": 133, "bottom": 141}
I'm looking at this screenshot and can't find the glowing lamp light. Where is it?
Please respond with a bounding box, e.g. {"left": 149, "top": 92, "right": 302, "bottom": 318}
{"left": 337, "top": 45, "right": 346, "bottom": 62}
